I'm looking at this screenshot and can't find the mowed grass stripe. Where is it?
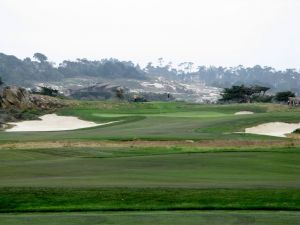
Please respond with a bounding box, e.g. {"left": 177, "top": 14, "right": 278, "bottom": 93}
{"left": 0, "top": 152, "right": 299, "bottom": 188}
{"left": 0, "top": 188, "right": 299, "bottom": 212}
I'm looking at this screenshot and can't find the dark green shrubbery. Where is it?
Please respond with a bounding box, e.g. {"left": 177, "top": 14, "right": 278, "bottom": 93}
{"left": 275, "top": 91, "right": 295, "bottom": 102}
{"left": 293, "top": 129, "right": 300, "bottom": 134}
{"left": 220, "top": 85, "right": 272, "bottom": 103}
{"left": 250, "top": 95, "right": 274, "bottom": 103}
{"left": 220, "top": 85, "right": 297, "bottom": 104}
{"left": 32, "top": 86, "right": 59, "bottom": 97}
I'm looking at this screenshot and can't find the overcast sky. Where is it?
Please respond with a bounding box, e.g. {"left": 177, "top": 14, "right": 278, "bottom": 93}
{"left": 0, "top": 0, "right": 299, "bottom": 69}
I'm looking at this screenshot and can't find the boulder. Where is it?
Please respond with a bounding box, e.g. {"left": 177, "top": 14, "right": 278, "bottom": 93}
{"left": 0, "top": 86, "right": 65, "bottom": 110}
{"left": 30, "top": 94, "right": 65, "bottom": 110}
{"left": 0, "top": 86, "right": 65, "bottom": 127}
{"left": 0, "top": 86, "right": 34, "bottom": 110}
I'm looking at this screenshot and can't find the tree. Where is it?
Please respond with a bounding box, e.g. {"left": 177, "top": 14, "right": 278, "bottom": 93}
{"left": 37, "top": 86, "right": 59, "bottom": 97}
{"left": 33, "top": 53, "right": 48, "bottom": 63}
{"left": 275, "top": 91, "right": 295, "bottom": 102}
{"left": 157, "top": 57, "right": 164, "bottom": 67}
{"left": 220, "top": 85, "right": 271, "bottom": 103}
{"left": 220, "top": 85, "right": 254, "bottom": 103}
{"left": 252, "top": 85, "right": 270, "bottom": 96}
{"left": 145, "top": 62, "right": 154, "bottom": 72}
{"left": 115, "top": 87, "right": 125, "bottom": 100}
{"left": 0, "top": 77, "right": 4, "bottom": 86}
{"left": 178, "top": 62, "right": 194, "bottom": 73}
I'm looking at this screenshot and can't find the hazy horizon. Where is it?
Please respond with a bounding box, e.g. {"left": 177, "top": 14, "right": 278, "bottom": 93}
{"left": 1, "top": 0, "right": 299, "bottom": 70}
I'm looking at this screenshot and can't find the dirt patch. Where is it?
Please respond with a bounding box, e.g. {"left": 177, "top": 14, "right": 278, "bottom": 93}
{"left": 0, "top": 139, "right": 295, "bottom": 150}
{"left": 286, "top": 133, "right": 300, "bottom": 139}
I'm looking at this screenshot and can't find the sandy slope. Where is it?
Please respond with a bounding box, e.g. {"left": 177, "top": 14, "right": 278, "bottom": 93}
{"left": 6, "top": 114, "right": 116, "bottom": 132}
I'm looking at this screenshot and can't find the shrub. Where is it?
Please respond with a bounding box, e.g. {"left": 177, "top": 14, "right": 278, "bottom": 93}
{"left": 275, "top": 91, "right": 295, "bottom": 102}
{"left": 293, "top": 129, "right": 300, "bottom": 134}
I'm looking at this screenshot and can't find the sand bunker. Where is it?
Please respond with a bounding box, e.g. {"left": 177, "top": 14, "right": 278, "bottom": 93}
{"left": 234, "top": 111, "right": 254, "bottom": 115}
{"left": 6, "top": 114, "right": 117, "bottom": 132}
{"left": 245, "top": 122, "right": 300, "bottom": 137}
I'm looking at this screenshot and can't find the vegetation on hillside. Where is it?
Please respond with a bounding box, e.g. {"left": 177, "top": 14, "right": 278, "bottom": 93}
{"left": 32, "top": 86, "right": 59, "bottom": 97}
{"left": 275, "top": 91, "right": 296, "bottom": 102}
{"left": 220, "top": 85, "right": 271, "bottom": 103}
{"left": 220, "top": 85, "right": 296, "bottom": 103}
{"left": 1, "top": 53, "right": 300, "bottom": 95}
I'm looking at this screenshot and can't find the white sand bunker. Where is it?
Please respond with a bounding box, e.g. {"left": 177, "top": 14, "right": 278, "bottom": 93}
{"left": 235, "top": 111, "right": 254, "bottom": 115}
{"left": 6, "top": 114, "right": 117, "bottom": 132}
{"left": 245, "top": 122, "right": 300, "bottom": 137}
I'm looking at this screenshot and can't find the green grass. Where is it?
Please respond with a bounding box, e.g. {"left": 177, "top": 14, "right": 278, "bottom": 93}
{"left": 0, "top": 146, "right": 299, "bottom": 212}
{"left": 63, "top": 101, "right": 270, "bottom": 114}
{"left": 0, "top": 188, "right": 299, "bottom": 212}
{"left": 0, "top": 101, "right": 299, "bottom": 222}
{"left": 1, "top": 145, "right": 297, "bottom": 160}
{"left": 0, "top": 149, "right": 299, "bottom": 188}
{"left": 0, "top": 102, "right": 299, "bottom": 142}
{"left": 1, "top": 211, "right": 299, "bottom": 225}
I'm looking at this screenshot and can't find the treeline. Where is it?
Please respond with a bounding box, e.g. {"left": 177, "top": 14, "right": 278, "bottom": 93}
{"left": 146, "top": 62, "right": 300, "bottom": 94}
{"left": 59, "top": 58, "right": 145, "bottom": 79}
{"left": 1, "top": 53, "right": 300, "bottom": 95}
{"left": 220, "top": 85, "right": 296, "bottom": 103}
{"left": 0, "top": 53, "right": 146, "bottom": 86}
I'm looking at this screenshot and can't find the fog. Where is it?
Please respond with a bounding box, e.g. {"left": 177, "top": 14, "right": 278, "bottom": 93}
{"left": 0, "top": 0, "right": 299, "bottom": 69}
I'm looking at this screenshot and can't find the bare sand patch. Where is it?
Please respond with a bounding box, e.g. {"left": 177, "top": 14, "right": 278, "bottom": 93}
{"left": 5, "top": 114, "right": 117, "bottom": 132}
{"left": 234, "top": 111, "right": 254, "bottom": 115}
{"left": 245, "top": 122, "right": 300, "bottom": 137}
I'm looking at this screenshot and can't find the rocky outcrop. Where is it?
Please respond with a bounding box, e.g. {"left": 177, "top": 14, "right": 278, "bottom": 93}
{"left": 0, "top": 86, "right": 64, "bottom": 110}
{"left": 69, "top": 83, "right": 127, "bottom": 100}
{"left": 0, "top": 86, "right": 66, "bottom": 127}
{"left": 29, "top": 94, "right": 65, "bottom": 110}
{"left": 0, "top": 86, "right": 34, "bottom": 110}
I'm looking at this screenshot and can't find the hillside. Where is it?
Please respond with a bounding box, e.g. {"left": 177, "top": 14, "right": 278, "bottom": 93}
{"left": 1, "top": 53, "right": 299, "bottom": 103}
